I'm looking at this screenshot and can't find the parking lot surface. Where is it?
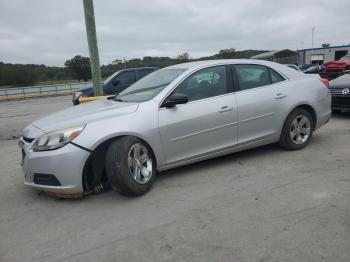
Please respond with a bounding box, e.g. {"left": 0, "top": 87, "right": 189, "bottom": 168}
{"left": 0, "top": 96, "right": 350, "bottom": 262}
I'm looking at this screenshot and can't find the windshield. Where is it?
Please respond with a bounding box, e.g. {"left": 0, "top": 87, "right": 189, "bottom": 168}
{"left": 116, "top": 68, "right": 186, "bottom": 102}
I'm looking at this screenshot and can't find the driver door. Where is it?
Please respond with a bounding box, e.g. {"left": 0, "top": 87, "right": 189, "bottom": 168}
{"left": 158, "top": 65, "right": 237, "bottom": 165}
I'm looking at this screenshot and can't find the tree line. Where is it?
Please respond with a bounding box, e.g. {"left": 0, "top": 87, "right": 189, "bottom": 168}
{"left": 0, "top": 49, "right": 267, "bottom": 87}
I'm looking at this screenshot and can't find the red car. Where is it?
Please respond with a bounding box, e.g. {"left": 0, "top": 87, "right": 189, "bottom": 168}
{"left": 322, "top": 55, "right": 350, "bottom": 80}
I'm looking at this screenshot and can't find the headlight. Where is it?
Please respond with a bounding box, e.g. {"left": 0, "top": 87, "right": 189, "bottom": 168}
{"left": 32, "top": 126, "right": 84, "bottom": 152}
{"left": 73, "top": 91, "right": 83, "bottom": 100}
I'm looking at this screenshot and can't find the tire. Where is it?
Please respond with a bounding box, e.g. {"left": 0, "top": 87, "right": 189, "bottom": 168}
{"left": 105, "top": 136, "right": 156, "bottom": 196}
{"left": 279, "top": 108, "right": 314, "bottom": 150}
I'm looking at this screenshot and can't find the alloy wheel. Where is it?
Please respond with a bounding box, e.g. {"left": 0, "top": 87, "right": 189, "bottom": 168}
{"left": 127, "top": 143, "right": 153, "bottom": 184}
{"left": 289, "top": 115, "right": 311, "bottom": 145}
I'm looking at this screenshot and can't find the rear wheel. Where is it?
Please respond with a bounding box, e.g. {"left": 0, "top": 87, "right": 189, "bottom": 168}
{"left": 279, "top": 108, "right": 313, "bottom": 150}
{"left": 106, "top": 137, "right": 156, "bottom": 196}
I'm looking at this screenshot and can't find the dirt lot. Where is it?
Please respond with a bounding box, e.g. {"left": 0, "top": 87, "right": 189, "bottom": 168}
{"left": 0, "top": 96, "right": 350, "bottom": 262}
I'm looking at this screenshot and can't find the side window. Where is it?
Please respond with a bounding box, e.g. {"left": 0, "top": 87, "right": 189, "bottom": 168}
{"left": 173, "top": 66, "right": 228, "bottom": 102}
{"left": 116, "top": 71, "right": 136, "bottom": 85}
{"left": 269, "top": 68, "right": 285, "bottom": 84}
{"left": 234, "top": 64, "right": 270, "bottom": 91}
{"left": 139, "top": 69, "right": 154, "bottom": 79}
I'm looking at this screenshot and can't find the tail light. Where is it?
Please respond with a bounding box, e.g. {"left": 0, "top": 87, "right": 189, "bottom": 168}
{"left": 320, "top": 78, "right": 329, "bottom": 88}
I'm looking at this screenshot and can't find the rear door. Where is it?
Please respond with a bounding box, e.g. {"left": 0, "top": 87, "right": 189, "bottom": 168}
{"left": 232, "top": 64, "right": 287, "bottom": 144}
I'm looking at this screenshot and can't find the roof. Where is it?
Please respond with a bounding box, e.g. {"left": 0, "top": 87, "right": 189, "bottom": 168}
{"left": 164, "top": 59, "right": 308, "bottom": 80}
{"left": 166, "top": 59, "right": 254, "bottom": 69}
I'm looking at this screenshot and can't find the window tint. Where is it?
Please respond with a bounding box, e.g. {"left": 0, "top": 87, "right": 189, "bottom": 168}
{"left": 172, "top": 66, "right": 228, "bottom": 102}
{"left": 235, "top": 64, "right": 270, "bottom": 91}
{"left": 269, "top": 68, "right": 285, "bottom": 84}
{"left": 116, "top": 71, "right": 136, "bottom": 85}
{"left": 139, "top": 69, "right": 154, "bottom": 79}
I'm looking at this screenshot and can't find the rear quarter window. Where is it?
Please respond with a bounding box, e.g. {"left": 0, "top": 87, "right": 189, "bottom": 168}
{"left": 269, "top": 68, "right": 285, "bottom": 84}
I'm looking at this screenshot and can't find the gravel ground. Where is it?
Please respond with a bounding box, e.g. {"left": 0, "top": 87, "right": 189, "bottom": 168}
{"left": 0, "top": 96, "right": 349, "bottom": 262}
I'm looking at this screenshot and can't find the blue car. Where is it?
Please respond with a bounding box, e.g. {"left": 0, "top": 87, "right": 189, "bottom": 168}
{"left": 72, "top": 67, "right": 158, "bottom": 105}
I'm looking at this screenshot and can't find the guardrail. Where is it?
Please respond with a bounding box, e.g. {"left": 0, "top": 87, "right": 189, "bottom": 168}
{"left": 0, "top": 82, "right": 91, "bottom": 101}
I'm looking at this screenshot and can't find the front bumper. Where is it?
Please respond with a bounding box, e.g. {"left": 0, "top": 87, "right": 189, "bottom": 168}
{"left": 316, "top": 111, "right": 331, "bottom": 129}
{"left": 20, "top": 138, "right": 90, "bottom": 195}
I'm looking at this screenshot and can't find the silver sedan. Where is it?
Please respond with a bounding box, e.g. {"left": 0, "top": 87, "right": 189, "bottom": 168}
{"left": 19, "top": 60, "right": 331, "bottom": 197}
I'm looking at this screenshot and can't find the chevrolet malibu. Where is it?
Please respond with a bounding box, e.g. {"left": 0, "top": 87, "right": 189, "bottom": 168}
{"left": 20, "top": 60, "right": 331, "bottom": 197}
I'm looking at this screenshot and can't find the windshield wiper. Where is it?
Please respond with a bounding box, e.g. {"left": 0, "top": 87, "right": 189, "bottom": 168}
{"left": 109, "top": 92, "right": 125, "bottom": 102}
{"left": 114, "top": 97, "right": 124, "bottom": 102}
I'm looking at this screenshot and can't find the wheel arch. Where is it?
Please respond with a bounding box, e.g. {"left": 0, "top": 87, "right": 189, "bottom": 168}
{"left": 82, "top": 133, "right": 159, "bottom": 192}
{"left": 283, "top": 103, "right": 317, "bottom": 130}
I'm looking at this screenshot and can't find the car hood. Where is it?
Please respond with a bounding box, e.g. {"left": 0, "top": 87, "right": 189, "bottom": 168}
{"left": 330, "top": 74, "right": 350, "bottom": 88}
{"left": 30, "top": 98, "right": 138, "bottom": 133}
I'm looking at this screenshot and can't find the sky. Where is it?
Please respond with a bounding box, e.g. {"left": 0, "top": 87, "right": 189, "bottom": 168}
{"left": 0, "top": 0, "right": 349, "bottom": 66}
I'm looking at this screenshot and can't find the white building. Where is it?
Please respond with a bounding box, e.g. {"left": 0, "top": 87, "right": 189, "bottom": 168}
{"left": 297, "top": 45, "right": 350, "bottom": 65}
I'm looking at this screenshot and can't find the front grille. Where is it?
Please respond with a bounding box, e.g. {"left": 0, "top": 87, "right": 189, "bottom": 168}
{"left": 329, "top": 86, "right": 350, "bottom": 96}
{"left": 34, "top": 174, "right": 61, "bottom": 186}
{"left": 332, "top": 97, "right": 350, "bottom": 108}
{"left": 329, "top": 88, "right": 344, "bottom": 96}
{"left": 22, "top": 137, "right": 34, "bottom": 143}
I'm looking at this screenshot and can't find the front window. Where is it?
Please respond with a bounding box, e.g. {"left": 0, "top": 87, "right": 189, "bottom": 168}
{"left": 172, "top": 66, "right": 229, "bottom": 102}
{"left": 116, "top": 68, "right": 186, "bottom": 102}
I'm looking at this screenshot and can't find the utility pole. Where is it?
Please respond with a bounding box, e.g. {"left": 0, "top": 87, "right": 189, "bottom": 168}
{"left": 311, "top": 26, "right": 315, "bottom": 49}
{"left": 123, "top": 57, "right": 127, "bottom": 69}
{"left": 83, "top": 0, "right": 103, "bottom": 96}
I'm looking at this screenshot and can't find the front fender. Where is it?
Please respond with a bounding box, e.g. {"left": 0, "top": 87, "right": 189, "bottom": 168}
{"left": 71, "top": 102, "right": 166, "bottom": 168}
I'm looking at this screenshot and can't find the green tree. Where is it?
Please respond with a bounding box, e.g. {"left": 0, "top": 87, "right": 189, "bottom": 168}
{"left": 64, "top": 55, "right": 91, "bottom": 81}
{"left": 217, "top": 48, "right": 236, "bottom": 59}
{"left": 176, "top": 52, "right": 190, "bottom": 62}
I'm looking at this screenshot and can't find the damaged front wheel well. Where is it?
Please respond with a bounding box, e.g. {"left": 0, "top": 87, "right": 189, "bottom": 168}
{"left": 82, "top": 138, "right": 115, "bottom": 192}
{"left": 82, "top": 135, "right": 157, "bottom": 192}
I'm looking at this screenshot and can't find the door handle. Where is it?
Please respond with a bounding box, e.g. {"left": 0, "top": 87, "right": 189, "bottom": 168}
{"left": 218, "top": 105, "right": 233, "bottom": 113}
{"left": 275, "top": 93, "right": 287, "bottom": 99}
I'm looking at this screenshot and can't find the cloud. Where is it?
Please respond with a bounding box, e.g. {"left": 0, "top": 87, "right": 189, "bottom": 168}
{"left": 0, "top": 0, "right": 349, "bottom": 66}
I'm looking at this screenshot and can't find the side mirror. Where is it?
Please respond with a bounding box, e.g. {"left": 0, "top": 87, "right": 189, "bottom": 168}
{"left": 112, "top": 79, "right": 120, "bottom": 86}
{"left": 162, "top": 93, "right": 188, "bottom": 108}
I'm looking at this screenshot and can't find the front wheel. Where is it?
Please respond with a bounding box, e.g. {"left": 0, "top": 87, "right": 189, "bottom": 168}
{"left": 279, "top": 108, "right": 313, "bottom": 150}
{"left": 106, "top": 137, "right": 156, "bottom": 196}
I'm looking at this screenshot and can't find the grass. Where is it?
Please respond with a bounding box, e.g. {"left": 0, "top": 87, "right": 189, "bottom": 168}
{"left": 36, "top": 79, "right": 84, "bottom": 85}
